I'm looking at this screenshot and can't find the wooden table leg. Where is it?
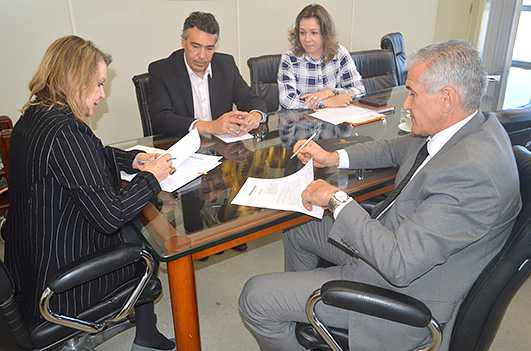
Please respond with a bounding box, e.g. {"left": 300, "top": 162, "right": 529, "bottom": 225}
{"left": 167, "top": 255, "right": 201, "bottom": 351}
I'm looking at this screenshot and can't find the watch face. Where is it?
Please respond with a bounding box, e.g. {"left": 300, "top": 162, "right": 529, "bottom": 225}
{"left": 334, "top": 191, "right": 349, "bottom": 202}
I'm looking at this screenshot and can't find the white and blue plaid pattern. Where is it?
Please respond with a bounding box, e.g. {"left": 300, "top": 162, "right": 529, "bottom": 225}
{"left": 278, "top": 44, "right": 365, "bottom": 109}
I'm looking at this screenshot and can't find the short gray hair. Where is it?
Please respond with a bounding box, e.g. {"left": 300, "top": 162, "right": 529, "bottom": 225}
{"left": 405, "top": 40, "right": 487, "bottom": 112}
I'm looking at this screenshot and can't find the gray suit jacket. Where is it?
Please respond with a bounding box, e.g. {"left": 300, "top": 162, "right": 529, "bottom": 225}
{"left": 329, "top": 112, "right": 521, "bottom": 350}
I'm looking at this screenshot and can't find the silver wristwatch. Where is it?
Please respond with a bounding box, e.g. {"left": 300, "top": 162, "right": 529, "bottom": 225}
{"left": 327, "top": 190, "right": 350, "bottom": 212}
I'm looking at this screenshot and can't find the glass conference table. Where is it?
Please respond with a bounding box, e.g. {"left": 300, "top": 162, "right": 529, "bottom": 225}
{"left": 112, "top": 86, "right": 409, "bottom": 350}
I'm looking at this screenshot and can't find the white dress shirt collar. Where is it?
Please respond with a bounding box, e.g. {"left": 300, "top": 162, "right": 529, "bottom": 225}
{"left": 426, "top": 110, "right": 477, "bottom": 157}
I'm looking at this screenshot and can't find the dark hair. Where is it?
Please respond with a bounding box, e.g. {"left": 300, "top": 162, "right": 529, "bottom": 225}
{"left": 182, "top": 11, "right": 220, "bottom": 41}
{"left": 405, "top": 40, "right": 487, "bottom": 112}
{"left": 21, "top": 35, "right": 112, "bottom": 119}
{"left": 288, "top": 4, "right": 338, "bottom": 62}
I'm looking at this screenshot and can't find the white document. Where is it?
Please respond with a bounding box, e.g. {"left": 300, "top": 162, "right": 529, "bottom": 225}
{"left": 120, "top": 129, "right": 222, "bottom": 192}
{"left": 231, "top": 159, "right": 324, "bottom": 219}
{"left": 214, "top": 132, "right": 254, "bottom": 143}
{"left": 166, "top": 128, "right": 201, "bottom": 167}
{"left": 310, "top": 105, "right": 385, "bottom": 126}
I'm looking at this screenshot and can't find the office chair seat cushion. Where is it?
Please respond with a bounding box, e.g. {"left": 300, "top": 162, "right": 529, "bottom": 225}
{"left": 31, "top": 277, "right": 161, "bottom": 349}
{"left": 296, "top": 322, "right": 349, "bottom": 351}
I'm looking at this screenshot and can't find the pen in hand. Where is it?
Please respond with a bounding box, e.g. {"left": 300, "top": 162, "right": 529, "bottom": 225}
{"left": 138, "top": 157, "right": 176, "bottom": 164}
{"left": 138, "top": 157, "right": 177, "bottom": 175}
{"left": 290, "top": 131, "right": 319, "bottom": 159}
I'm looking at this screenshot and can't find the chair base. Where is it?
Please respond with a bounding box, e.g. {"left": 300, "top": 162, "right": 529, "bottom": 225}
{"left": 58, "top": 318, "right": 135, "bottom": 351}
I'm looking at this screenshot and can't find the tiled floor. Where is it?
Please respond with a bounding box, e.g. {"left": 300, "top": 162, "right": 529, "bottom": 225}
{"left": 1, "top": 231, "right": 530, "bottom": 350}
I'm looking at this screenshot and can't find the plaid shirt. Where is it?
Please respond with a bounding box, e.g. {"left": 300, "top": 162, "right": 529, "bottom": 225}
{"left": 278, "top": 44, "right": 365, "bottom": 109}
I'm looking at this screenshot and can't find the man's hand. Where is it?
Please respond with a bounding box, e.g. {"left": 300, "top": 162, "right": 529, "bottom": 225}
{"left": 239, "top": 111, "right": 262, "bottom": 134}
{"left": 301, "top": 179, "right": 338, "bottom": 211}
{"left": 293, "top": 140, "right": 339, "bottom": 168}
{"left": 195, "top": 111, "right": 249, "bottom": 136}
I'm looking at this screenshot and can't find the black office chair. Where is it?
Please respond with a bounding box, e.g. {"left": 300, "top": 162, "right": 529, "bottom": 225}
{"left": 0, "top": 243, "right": 162, "bottom": 351}
{"left": 489, "top": 102, "right": 531, "bottom": 149}
{"left": 350, "top": 50, "right": 397, "bottom": 94}
{"left": 381, "top": 32, "right": 407, "bottom": 86}
{"left": 296, "top": 145, "right": 531, "bottom": 351}
{"left": 247, "top": 54, "right": 282, "bottom": 113}
{"left": 132, "top": 73, "right": 154, "bottom": 137}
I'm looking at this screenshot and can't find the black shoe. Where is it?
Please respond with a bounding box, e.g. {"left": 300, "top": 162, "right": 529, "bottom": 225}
{"left": 232, "top": 243, "right": 248, "bottom": 252}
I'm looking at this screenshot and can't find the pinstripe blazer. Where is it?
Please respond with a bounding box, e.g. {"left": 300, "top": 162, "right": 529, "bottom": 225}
{"left": 4, "top": 104, "right": 161, "bottom": 327}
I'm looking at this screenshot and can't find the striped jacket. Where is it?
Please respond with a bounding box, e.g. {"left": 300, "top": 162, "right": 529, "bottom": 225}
{"left": 4, "top": 104, "right": 161, "bottom": 326}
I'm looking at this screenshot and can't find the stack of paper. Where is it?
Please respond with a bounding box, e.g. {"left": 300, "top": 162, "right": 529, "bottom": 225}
{"left": 121, "top": 129, "right": 222, "bottom": 193}
{"left": 310, "top": 105, "right": 385, "bottom": 126}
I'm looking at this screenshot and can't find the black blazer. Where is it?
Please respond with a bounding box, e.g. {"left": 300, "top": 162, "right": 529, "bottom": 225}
{"left": 4, "top": 105, "right": 161, "bottom": 326}
{"left": 148, "top": 49, "right": 267, "bottom": 136}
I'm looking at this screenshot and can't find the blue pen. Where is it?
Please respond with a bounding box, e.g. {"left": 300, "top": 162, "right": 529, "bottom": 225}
{"left": 138, "top": 157, "right": 176, "bottom": 164}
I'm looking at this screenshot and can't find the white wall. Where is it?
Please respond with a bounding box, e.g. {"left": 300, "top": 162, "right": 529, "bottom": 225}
{"left": 1, "top": 0, "right": 471, "bottom": 145}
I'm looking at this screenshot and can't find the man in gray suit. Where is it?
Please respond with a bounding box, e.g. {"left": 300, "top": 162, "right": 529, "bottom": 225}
{"left": 239, "top": 40, "right": 521, "bottom": 351}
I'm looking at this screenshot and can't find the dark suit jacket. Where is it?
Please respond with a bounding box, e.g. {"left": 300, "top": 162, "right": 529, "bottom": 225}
{"left": 4, "top": 104, "right": 161, "bottom": 326}
{"left": 148, "top": 49, "right": 267, "bottom": 136}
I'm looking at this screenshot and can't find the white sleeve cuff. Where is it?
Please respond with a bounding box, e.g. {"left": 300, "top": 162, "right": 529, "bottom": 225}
{"left": 333, "top": 197, "right": 353, "bottom": 219}
{"left": 337, "top": 149, "right": 350, "bottom": 169}
{"left": 251, "top": 110, "right": 268, "bottom": 123}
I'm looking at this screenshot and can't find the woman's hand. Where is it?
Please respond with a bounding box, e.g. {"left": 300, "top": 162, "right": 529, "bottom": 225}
{"left": 136, "top": 153, "right": 173, "bottom": 182}
{"left": 133, "top": 153, "right": 160, "bottom": 170}
{"left": 301, "top": 89, "right": 335, "bottom": 109}
{"left": 324, "top": 93, "right": 354, "bottom": 108}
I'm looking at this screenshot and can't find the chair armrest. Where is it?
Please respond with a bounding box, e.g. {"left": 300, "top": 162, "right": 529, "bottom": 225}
{"left": 320, "top": 280, "right": 431, "bottom": 328}
{"left": 305, "top": 280, "right": 442, "bottom": 351}
{"left": 39, "top": 243, "right": 156, "bottom": 333}
{"left": 47, "top": 243, "right": 143, "bottom": 294}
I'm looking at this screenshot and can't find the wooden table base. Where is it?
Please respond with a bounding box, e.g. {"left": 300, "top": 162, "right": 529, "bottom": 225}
{"left": 167, "top": 255, "right": 201, "bottom": 351}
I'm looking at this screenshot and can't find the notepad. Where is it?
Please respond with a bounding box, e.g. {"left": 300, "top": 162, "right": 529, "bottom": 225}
{"left": 310, "top": 105, "right": 386, "bottom": 126}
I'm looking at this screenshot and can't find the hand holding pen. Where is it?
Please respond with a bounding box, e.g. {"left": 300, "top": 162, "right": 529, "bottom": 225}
{"left": 134, "top": 153, "right": 175, "bottom": 181}
{"left": 291, "top": 131, "right": 319, "bottom": 159}
{"left": 291, "top": 131, "right": 340, "bottom": 168}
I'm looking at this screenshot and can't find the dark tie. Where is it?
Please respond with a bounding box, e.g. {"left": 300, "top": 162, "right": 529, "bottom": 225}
{"left": 371, "top": 142, "right": 429, "bottom": 219}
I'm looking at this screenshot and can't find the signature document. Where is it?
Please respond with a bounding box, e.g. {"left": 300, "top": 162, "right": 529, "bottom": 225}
{"left": 231, "top": 159, "right": 324, "bottom": 219}
{"left": 121, "top": 128, "right": 222, "bottom": 192}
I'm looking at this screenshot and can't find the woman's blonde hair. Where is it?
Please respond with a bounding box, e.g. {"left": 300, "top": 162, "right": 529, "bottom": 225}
{"left": 21, "top": 35, "right": 112, "bottom": 119}
{"left": 288, "top": 4, "right": 338, "bottom": 62}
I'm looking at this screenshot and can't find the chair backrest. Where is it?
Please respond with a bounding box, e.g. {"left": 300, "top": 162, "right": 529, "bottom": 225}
{"left": 489, "top": 102, "right": 531, "bottom": 149}
{"left": 449, "top": 145, "right": 531, "bottom": 350}
{"left": 381, "top": 32, "right": 407, "bottom": 85}
{"left": 132, "top": 73, "right": 154, "bottom": 137}
{"left": 0, "top": 128, "right": 12, "bottom": 182}
{"left": 350, "top": 50, "right": 397, "bottom": 94}
{"left": 0, "top": 259, "right": 33, "bottom": 350}
{"left": 0, "top": 115, "right": 13, "bottom": 131}
{"left": 247, "top": 54, "right": 282, "bottom": 113}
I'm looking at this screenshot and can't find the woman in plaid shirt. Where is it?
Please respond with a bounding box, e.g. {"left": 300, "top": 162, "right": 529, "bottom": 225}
{"left": 278, "top": 4, "right": 365, "bottom": 110}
